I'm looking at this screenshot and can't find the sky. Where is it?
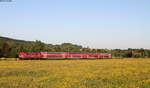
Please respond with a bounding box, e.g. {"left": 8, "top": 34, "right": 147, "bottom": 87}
{"left": 0, "top": 0, "right": 150, "bottom": 49}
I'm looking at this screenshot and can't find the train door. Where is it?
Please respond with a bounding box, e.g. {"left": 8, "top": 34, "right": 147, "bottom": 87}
{"left": 41, "top": 52, "right": 48, "bottom": 58}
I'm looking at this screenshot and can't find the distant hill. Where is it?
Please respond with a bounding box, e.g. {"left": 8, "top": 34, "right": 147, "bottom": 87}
{"left": 0, "top": 36, "right": 33, "bottom": 44}
{"left": 0, "top": 36, "right": 82, "bottom": 48}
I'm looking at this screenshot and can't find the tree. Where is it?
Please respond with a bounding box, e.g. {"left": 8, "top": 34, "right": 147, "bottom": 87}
{"left": 31, "top": 40, "right": 46, "bottom": 52}
{"left": 0, "top": 48, "right": 2, "bottom": 57}
{"left": 2, "top": 42, "right": 11, "bottom": 57}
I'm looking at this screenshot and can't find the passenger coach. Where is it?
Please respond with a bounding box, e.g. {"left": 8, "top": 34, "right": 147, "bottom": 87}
{"left": 19, "top": 52, "right": 112, "bottom": 59}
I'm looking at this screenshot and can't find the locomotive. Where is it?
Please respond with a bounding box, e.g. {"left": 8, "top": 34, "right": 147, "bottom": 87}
{"left": 19, "top": 52, "right": 112, "bottom": 59}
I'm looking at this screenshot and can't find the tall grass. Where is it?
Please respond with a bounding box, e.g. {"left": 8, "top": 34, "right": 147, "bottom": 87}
{"left": 0, "top": 59, "right": 150, "bottom": 88}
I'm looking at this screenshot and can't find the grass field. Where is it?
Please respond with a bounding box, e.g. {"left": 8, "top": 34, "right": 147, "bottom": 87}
{"left": 0, "top": 59, "right": 150, "bottom": 88}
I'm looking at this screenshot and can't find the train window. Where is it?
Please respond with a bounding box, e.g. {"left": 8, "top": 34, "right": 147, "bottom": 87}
{"left": 48, "top": 52, "right": 63, "bottom": 54}
{"left": 89, "top": 53, "right": 96, "bottom": 55}
{"left": 70, "top": 52, "right": 82, "bottom": 54}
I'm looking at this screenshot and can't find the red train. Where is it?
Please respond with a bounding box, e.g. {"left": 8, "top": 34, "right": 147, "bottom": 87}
{"left": 19, "top": 52, "right": 112, "bottom": 59}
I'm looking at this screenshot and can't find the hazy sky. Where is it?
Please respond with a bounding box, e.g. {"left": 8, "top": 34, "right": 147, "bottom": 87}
{"left": 0, "top": 0, "right": 150, "bottom": 49}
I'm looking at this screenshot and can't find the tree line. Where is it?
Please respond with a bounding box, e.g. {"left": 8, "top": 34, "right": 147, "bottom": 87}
{"left": 0, "top": 36, "right": 150, "bottom": 58}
